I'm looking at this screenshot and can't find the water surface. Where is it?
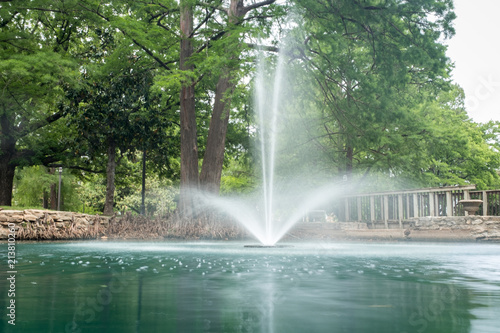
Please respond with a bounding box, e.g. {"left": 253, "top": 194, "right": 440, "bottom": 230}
{"left": 1, "top": 241, "right": 499, "bottom": 332}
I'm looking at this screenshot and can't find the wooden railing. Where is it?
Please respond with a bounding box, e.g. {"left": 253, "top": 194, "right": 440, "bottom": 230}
{"left": 470, "top": 190, "right": 500, "bottom": 216}
{"left": 336, "top": 185, "right": 500, "bottom": 227}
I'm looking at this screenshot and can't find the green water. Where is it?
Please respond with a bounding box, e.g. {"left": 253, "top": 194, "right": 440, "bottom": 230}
{"left": 1, "top": 241, "right": 499, "bottom": 333}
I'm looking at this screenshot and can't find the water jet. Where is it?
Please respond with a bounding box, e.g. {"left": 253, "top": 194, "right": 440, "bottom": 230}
{"left": 197, "top": 47, "right": 348, "bottom": 246}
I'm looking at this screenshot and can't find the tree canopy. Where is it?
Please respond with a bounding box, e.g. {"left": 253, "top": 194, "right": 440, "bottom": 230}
{"left": 2, "top": 0, "right": 499, "bottom": 213}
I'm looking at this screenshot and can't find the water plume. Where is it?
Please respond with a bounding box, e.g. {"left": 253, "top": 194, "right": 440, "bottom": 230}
{"left": 195, "top": 40, "right": 354, "bottom": 245}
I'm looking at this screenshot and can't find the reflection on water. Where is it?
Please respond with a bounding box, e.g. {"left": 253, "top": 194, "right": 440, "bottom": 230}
{"left": 1, "top": 242, "right": 499, "bottom": 333}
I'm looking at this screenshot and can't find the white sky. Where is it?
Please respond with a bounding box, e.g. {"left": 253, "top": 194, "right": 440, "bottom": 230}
{"left": 446, "top": 0, "right": 500, "bottom": 123}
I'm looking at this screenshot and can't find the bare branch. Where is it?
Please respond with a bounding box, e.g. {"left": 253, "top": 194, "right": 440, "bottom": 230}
{"left": 47, "top": 164, "right": 105, "bottom": 174}
{"left": 242, "top": 0, "right": 276, "bottom": 15}
{"left": 246, "top": 43, "right": 279, "bottom": 53}
{"left": 18, "top": 110, "right": 65, "bottom": 139}
{"left": 191, "top": 6, "right": 217, "bottom": 38}
{"left": 127, "top": 34, "right": 172, "bottom": 71}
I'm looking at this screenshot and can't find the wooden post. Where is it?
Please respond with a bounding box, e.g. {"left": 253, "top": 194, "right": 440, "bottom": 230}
{"left": 462, "top": 190, "right": 470, "bottom": 216}
{"left": 429, "top": 193, "right": 435, "bottom": 217}
{"left": 370, "top": 196, "right": 375, "bottom": 222}
{"left": 357, "top": 197, "right": 362, "bottom": 222}
{"left": 405, "top": 195, "right": 410, "bottom": 219}
{"left": 398, "top": 194, "right": 403, "bottom": 228}
{"left": 413, "top": 194, "right": 419, "bottom": 218}
{"left": 446, "top": 191, "right": 453, "bottom": 216}
{"left": 464, "top": 190, "right": 470, "bottom": 200}
{"left": 345, "top": 198, "right": 350, "bottom": 222}
{"left": 383, "top": 195, "right": 389, "bottom": 229}
{"left": 483, "top": 191, "right": 488, "bottom": 216}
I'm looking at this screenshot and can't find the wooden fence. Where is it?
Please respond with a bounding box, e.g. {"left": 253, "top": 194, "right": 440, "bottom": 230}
{"left": 337, "top": 185, "right": 500, "bottom": 228}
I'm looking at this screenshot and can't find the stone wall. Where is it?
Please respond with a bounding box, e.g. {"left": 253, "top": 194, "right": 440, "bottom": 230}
{"left": 0, "top": 209, "right": 109, "bottom": 240}
{"left": 291, "top": 216, "right": 500, "bottom": 242}
{"left": 408, "top": 216, "right": 500, "bottom": 241}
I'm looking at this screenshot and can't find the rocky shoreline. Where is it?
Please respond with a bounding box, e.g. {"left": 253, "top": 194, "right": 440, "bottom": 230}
{"left": 288, "top": 216, "right": 500, "bottom": 242}
{"left": 1, "top": 209, "right": 499, "bottom": 242}
{"left": 0, "top": 209, "right": 244, "bottom": 241}
{"left": 0, "top": 209, "right": 109, "bottom": 240}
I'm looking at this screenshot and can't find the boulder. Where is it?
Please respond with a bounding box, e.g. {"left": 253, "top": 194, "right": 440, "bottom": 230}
{"left": 23, "top": 214, "right": 38, "bottom": 222}
{"left": 0, "top": 228, "right": 8, "bottom": 239}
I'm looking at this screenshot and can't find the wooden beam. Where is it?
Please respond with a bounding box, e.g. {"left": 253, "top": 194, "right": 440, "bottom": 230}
{"left": 357, "top": 197, "right": 362, "bottom": 222}
{"left": 370, "top": 196, "right": 375, "bottom": 222}
{"left": 483, "top": 191, "right": 488, "bottom": 216}
{"left": 383, "top": 195, "right": 389, "bottom": 229}
{"left": 446, "top": 191, "right": 453, "bottom": 216}
{"left": 429, "top": 193, "right": 435, "bottom": 217}
{"left": 343, "top": 185, "right": 477, "bottom": 198}
{"left": 398, "top": 194, "right": 403, "bottom": 228}
{"left": 345, "top": 198, "right": 350, "bottom": 221}
{"left": 413, "top": 194, "right": 419, "bottom": 218}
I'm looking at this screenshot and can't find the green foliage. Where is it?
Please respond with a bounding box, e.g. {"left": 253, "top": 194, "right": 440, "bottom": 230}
{"left": 117, "top": 176, "right": 178, "bottom": 217}
{"left": 13, "top": 167, "right": 56, "bottom": 208}
{"left": 74, "top": 173, "right": 107, "bottom": 214}
{"left": 13, "top": 166, "right": 85, "bottom": 211}
{"left": 72, "top": 154, "right": 179, "bottom": 215}
{"left": 220, "top": 157, "right": 256, "bottom": 195}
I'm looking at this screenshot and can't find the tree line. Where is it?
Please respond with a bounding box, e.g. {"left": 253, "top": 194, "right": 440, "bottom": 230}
{"left": 1, "top": 0, "right": 499, "bottom": 215}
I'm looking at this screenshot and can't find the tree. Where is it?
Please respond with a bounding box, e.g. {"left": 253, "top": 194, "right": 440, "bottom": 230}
{"left": 178, "top": 0, "right": 199, "bottom": 215}
{"left": 77, "top": 0, "right": 285, "bottom": 214}
{"left": 0, "top": 1, "right": 79, "bottom": 205}
{"left": 407, "top": 88, "right": 500, "bottom": 189}
{"left": 198, "top": 0, "right": 280, "bottom": 194}
{"left": 67, "top": 50, "right": 172, "bottom": 215}
{"left": 288, "top": 0, "right": 456, "bottom": 182}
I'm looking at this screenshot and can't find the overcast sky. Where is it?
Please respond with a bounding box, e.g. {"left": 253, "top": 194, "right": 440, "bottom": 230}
{"left": 445, "top": 0, "right": 500, "bottom": 123}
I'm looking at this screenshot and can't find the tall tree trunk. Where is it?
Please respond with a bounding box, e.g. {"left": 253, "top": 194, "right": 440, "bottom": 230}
{"left": 199, "top": 75, "right": 234, "bottom": 194}
{"left": 141, "top": 149, "right": 146, "bottom": 215}
{"left": 103, "top": 139, "right": 117, "bottom": 216}
{"left": 178, "top": 0, "right": 199, "bottom": 216}
{"left": 346, "top": 141, "right": 353, "bottom": 179}
{"left": 43, "top": 190, "right": 49, "bottom": 209}
{"left": 0, "top": 159, "right": 15, "bottom": 206}
{"left": 0, "top": 114, "right": 16, "bottom": 206}
{"left": 50, "top": 184, "right": 57, "bottom": 210}
{"left": 178, "top": 0, "right": 277, "bottom": 202}
{"left": 49, "top": 167, "right": 57, "bottom": 210}
{"left": 199, "top": 0, "right": 243, "bottom": 194}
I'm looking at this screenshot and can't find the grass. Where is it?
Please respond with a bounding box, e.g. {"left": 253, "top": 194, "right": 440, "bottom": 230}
{"left": 0, "top": 205, "right": 100, "bottom": 214}
{"left": 1, "top": 205, "right": 46, "bottom": 211}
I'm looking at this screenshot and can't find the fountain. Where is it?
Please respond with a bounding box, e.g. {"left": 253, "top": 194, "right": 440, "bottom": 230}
{"left": 196, "top": 47, "right": 349, "bottom": 246}
{"left": 3, "top": 45, "right": 500, "bottom": 333}
{"left": 3, "top": 25, "right": 500, "bottom": 333}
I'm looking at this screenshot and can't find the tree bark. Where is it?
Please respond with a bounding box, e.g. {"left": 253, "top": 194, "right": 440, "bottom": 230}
{"left": 50, "top": 183, "right": 57, "bottom": 210}
{"left": 141, "top": 149, "right": 146, "bottom": 215}
{"left": 103, "top": 139, "right": 117, "bottom": 216}
{"left": 0, "top": 159, "right": 15, "bottom": 206}
{"left": 346, "top": 143, "right": 353, "bottom": 178}
{"left": 178, "top": 0, "right": 199, "bottom": 216}
{"left": 178, "top": 0, "right": 277, "bottom": 204}
{"left": 199, "top": 75, "right": 234, "bottom": 194}
{"left": 49, "top": 167, "right": 57, "bottom": 210}
{"left": 0, "top": 113, "right": 16, "bottom": 206}
{"left": 199, "top": 0, "right": 242, "bottom": 194}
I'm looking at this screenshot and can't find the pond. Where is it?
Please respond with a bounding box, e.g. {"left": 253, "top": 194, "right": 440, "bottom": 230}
{"left": 1, "top": 241, "right": 500, "bottom": 333}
